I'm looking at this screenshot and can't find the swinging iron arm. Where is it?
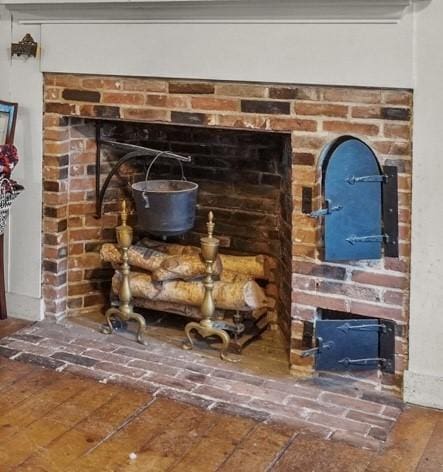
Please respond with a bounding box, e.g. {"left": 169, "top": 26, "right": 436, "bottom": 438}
{"left": 95, "top": 134, "right": 191, "bottom": 218}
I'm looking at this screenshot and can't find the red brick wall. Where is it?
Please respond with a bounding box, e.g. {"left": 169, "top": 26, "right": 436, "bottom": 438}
{"left": 42, "top": 73, "right": 412, "bottom": 386}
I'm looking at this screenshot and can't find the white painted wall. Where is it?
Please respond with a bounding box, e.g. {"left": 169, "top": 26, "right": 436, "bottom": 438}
{"left": 404, "top": 0, "right": 443, "bottom": 410}
{"left": 40, "top": 20, "right": 413, "bottom": 89}
{"left": 0, "top": 16, "right": 43, "bottom": 320}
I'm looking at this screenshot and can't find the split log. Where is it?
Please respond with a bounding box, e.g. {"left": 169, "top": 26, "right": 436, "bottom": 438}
{"left": 100, "top": 243, "right": 168, "bottom": 272}
{"left": 141, "top": 237, "right": 271, "bottom": 280}
{"left": 152, "top": 254, "right": 222, "bottom": 281}
{"left": 220, "top": 254, "right": 268, "bottom": 280}
{"left": 101, "top": 243, "right": 222, "bottom": 281}
{"left": 219, "top": 270, "right": 253, "bottom": 283}
{"left": 131, "top": 298, "right": 224, "bottom": 320}
{"left": 112, "top": 271, "right": 270, "bottom": 311}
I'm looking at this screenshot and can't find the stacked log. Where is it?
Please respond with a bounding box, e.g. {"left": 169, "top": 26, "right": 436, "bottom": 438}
{"left": 100, "top": 238, "right": 274, "bottom": 314}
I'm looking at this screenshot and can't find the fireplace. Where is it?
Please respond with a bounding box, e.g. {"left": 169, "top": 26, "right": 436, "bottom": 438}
{"left": 42, "top": 73, "right": 412, "bottom": 388}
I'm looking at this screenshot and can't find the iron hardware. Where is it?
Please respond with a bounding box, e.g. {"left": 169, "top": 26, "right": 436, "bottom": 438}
{"left": 346, "top": 234, "right": 388, "bottom": 245}
{"left": 313, "top": 318, "right": 395, "bottom": 373}
{"left": 338, "top": 357, "right": 387, "bottom": 368}
{"left": 310, "top": 199, "right": 343, "bottom": 218}
{"left": 300, "top": 337, "right": 334, "bottom": 358}
{"left": 94, "top": 125, "right": 191, "bottom": 218}
{"left": 11, "top": 34, "right": 38, "bottom": 58}
{"left": 346, "top": 175, "right": 387, "bottom": 185}
{"left": 337, "top": 323, "right": 388, "bottom": 334}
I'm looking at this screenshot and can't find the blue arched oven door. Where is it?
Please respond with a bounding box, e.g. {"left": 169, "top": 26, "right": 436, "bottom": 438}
{"left": 323, "top": 137, "right": 383, "bottom": 261}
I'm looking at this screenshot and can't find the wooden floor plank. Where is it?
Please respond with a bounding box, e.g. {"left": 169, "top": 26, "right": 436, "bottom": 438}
{"left": 416, "top": 417, "right": 443, "bottom": 471}
{"left": 366, "top": 406, "right": 441, "bottom": 472}
{"left": 0, "top": 373, "right": 89, "bottom": 441}
{"left": 17, "top": 426, "right": 106, "bottom": 470}
{"left": 272, "top": 432, "right": 374, "bottom": 472}
{"left": 172, "top": 414, "right": 257, "bottom": 472}
{"left": 217, "top": 423, "right": 294, "bottom": 472}
{"left": 0, "top": 357, "right": 442, "bottom": 472}
{"left": 75, "top": 387, "right": 152, "bottom": 436}
{"left": 116, "top": 406, "right": 218, "bottom": 471}
{"left": 0, "top": 359, "right": 35, "bottom": 389}
{"left": 0, "top": 418, "right": 69, "bottom": 469}
{"left": 43, "top": 381, "right": 119, "bottom": 427}
{"left": 0, "top": 368, "right": 57, "bottom": 410}
{"left": 65, "top": 398, "right": 188, "bottom": 471}
{"left": 0, "top": 319, "right": 31, "bottom": 338}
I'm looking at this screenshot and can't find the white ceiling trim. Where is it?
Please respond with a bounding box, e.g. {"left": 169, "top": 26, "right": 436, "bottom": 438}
{"left": 1, "top": 0, "right": 414, "bottom": 24}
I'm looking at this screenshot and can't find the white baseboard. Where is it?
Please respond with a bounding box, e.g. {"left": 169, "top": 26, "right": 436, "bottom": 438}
{"left": 404, "top": 370, "right": 443, "bottom": 410}
{"left": 5, "top": 292, "right": 43, "bottom": 321}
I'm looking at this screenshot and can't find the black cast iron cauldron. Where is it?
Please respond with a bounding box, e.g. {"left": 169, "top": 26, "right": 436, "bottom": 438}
{"left": 132, "top": 154, "right": 198, "bottom": 237}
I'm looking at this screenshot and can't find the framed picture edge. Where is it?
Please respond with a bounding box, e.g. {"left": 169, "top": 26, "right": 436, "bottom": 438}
{"left": 0, "top": 100, "right": 18, "bottom": 145}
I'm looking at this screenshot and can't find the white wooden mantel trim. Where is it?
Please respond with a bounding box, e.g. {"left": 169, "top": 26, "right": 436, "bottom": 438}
{"left": 0, "top": 0, "right": 414, "bottom": 24}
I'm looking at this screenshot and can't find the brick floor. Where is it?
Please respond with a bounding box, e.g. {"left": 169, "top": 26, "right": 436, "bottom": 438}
{"left": 0, "top": 319, "right": 405, "bottom": 451}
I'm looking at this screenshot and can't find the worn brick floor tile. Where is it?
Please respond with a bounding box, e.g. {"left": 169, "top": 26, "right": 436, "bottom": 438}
{"left": 15, "top": 352, "right": 65, "bottom": 370}
{"left": 346, "top": 409, "right": 395, "bottom": 430}
{"left": 143, "top": 372, "right": 196, "bottom": 391}
{"left": 94, "top": 361, "right": 145, "bottom": 378}
{"left": 248, "top": 398, "right": 311, "bottom": 420}
{"left": 286, "top": 395, "right": 347, "bottom": 416}
{"left": 156, "top": 387, "right": 214, "bottom": 410}
{"left": 128, "top": 358, "right": 180, "bottom": 377}
{"left": 5, "top": 339, "right": 58, "bottom": 357}
{"left": 211, "top": 402, "right": 270, "bottom": 423}
{"left": 71, "top": 337, "right": 117, "bottom": 352}
{"left": 51, "top": 351, "right": 97, "bottom": 367}
{"left": 320, "top": 391, "right": 385, "bottom": 415}
{"left": 308, "top": 412, "right": 371, "bottom": 435}
{"left": 193, "top": 384, "right": 252, "bottom": 404}
{"left": 82, "top": 348, "right": 132, "bottom": 365}
{"left": 263, "top": 379, "right": 320, "bottom": 399}
{"left": 332, "top": 430, "right": 381, "bottom": 452}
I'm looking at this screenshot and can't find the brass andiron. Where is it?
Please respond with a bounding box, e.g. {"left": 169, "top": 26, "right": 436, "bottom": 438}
{"left": 102, "top": 200, "right": 148, "bottom": 345}
{"left": 183, "top": 212, "right": 234, "bottom": 361}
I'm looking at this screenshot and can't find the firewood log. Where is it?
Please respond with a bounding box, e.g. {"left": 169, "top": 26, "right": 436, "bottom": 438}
{"left": 152, "top": 254, "right": 222, "bottom": 281}
{"left": 140, "top": 237, "right": 271, "bottom": 280}
{"left": 100, "top": 243, "right": 168, "bottom": 272}
{"left": 131, "top": 298, "right": 224, "bottom": 320}
{"left": 112, "top": 271, "right": 270, "bottom": 311}
{"left": 101, "top": 243, "right": 222, "bottom": 281}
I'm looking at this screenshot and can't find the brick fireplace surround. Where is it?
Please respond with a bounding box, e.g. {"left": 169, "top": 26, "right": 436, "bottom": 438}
{"left": 42, "top": 73, "right": 412, "bottom": 388}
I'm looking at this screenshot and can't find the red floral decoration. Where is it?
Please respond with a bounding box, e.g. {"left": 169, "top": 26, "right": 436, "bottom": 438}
{"left": 0, "top": 144, "right": 19, "bottom": 179}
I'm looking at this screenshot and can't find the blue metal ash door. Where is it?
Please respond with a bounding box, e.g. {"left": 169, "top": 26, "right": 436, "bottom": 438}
{"left": 322, "top": 137, "right": 383, "bottom": 261}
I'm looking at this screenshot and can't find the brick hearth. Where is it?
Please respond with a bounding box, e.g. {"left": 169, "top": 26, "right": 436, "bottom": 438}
{"left": 42, "top": 73, "right": 412, "bottom": 386}
{"left": 0, "top": 319, "right": 403, "bottom": 451}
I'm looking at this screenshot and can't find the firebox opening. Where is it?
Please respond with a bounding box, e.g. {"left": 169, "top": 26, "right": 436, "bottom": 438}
{"left": 71, "top": 118, "right": 294, "bottom": 344}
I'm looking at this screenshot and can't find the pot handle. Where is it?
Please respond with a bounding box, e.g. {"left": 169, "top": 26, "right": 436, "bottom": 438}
{"left": 145, "top": 151, "right": 187, "bottom": 184}
{"left": 142, "top": 191, "right": 150, "bottom": 209}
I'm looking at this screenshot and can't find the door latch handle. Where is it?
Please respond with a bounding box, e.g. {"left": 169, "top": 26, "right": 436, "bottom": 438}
{"left": 309, "top": 199, "right": 342, "bottom": 218}
{"left": 300, "top": 338, "right": 334, "bottom": 358}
